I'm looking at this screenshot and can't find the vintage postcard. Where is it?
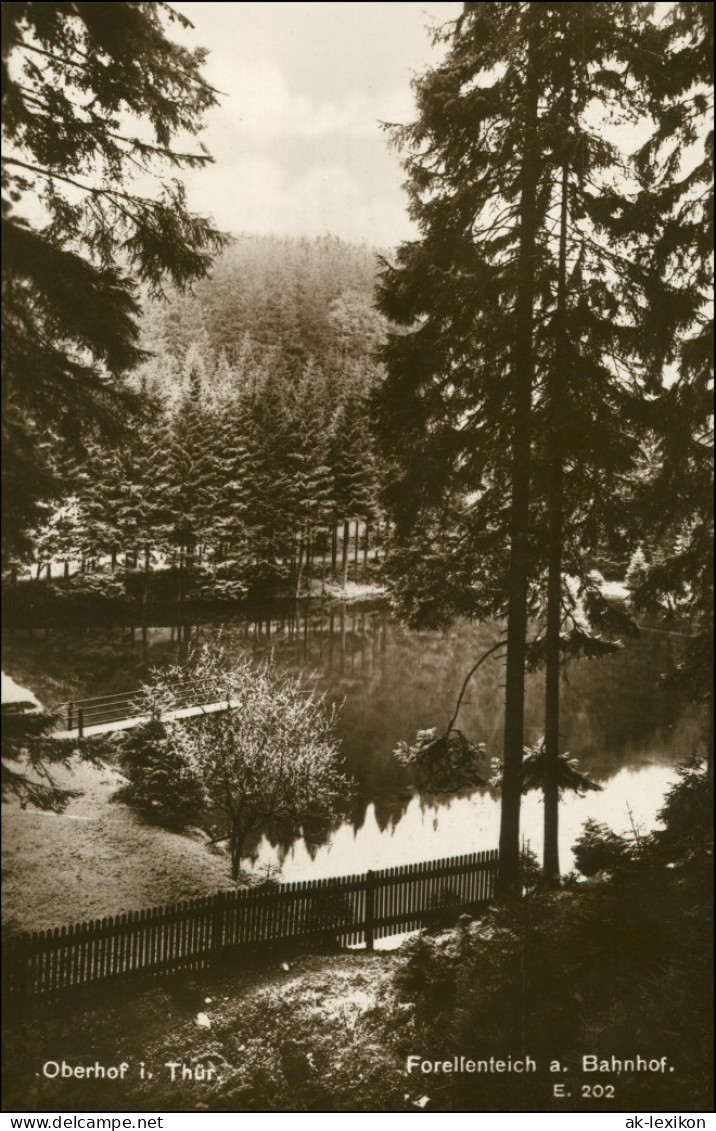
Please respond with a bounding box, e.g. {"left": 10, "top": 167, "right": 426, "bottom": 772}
{"left": 2, "top": 1, "right": 713, "bottom": 1120}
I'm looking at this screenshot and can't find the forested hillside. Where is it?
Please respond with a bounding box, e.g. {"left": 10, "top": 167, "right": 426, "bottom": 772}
{"left": 27, "top": 235, "right": 388, "bottom": 594}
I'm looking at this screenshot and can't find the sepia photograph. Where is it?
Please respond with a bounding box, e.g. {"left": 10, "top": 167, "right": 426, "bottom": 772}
{"left": 1, "top": 1, "right": 713, "bottom": 1117}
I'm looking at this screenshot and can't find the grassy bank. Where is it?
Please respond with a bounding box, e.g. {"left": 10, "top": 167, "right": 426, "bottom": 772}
{"left": 1, "top": 754, "right": 236, "bottom": 934}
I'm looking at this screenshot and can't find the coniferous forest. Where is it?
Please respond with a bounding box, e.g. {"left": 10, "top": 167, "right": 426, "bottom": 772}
{"left": 21, "top": 235, "right": 387, "bottom": 600}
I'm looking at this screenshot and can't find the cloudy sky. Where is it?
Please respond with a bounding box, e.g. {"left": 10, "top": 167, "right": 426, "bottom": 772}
{"left": 171, "top": 2, "right": 462, "bottom": 248}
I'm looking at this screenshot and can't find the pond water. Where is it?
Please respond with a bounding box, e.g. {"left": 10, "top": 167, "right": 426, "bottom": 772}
{"left": 7, "top": 601, "right": 705, "bottom": 877}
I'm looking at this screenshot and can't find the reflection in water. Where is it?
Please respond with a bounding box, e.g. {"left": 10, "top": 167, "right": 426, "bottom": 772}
{"left": 248, "top": 763, "right": 681, "bottom": 880}
{"left": 7, "top": 601, "right": 705, "bottom": 875}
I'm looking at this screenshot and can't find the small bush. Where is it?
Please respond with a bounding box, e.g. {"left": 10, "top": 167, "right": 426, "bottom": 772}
{"left": 572, "top": 817, "right": 634, "bottom": 876}
{"left": 624, "top": 544, "right": 649, "bottom": 591}
{"left": 113, "top": 719, "right": 204, "bottom": 829}
{"left": 655, "top": 758, "right": 713, "bottom": 857}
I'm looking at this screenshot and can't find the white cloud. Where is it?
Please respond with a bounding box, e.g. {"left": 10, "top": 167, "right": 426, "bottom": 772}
{"left": 164, "top": 2, "right": 452, "bottom": 245}
{"left": 184, "top": 155, "right": 410, "bottom": 246}
{"left": 207, "top": 58, "right": 413, "bottom": 142}
{"left": 179, "top": 53, "right": 417, "bottom": 247}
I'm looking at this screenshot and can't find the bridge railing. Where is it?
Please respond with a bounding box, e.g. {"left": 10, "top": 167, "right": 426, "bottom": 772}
{"left": 62, "top": 677, "right": 231, "bottom": 735}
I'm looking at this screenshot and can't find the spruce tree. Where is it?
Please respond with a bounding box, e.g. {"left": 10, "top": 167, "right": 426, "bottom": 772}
{"left": 286, "top": 363, "right": 335, "bottom": 593}
{"left": 211, "top": 391, "right": 252, "bottom": 562}
{"left": 2, "top": 2, "right": 226, "bottom": 561}
{"left": 376, "top": 2, "right": 691, "bottom": 891}
{"left": 163, "top": 358, "right": 219, "bottom": 561}
{"left": 626, "top": 1, "right": 714, "bottom": 776}
{"left": 528, "top": 3, "right": 661, "bottom": 884}
{"left": 377, "top": 2, "right": 550, "bottom": 895}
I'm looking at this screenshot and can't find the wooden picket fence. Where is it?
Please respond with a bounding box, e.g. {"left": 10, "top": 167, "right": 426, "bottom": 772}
{"left": 3, "top": 850, "right": 498, "bottom": 1000}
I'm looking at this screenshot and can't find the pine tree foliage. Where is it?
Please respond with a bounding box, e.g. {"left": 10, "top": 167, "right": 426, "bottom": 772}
{"left": 1, "top": 701, "right": 98, "bottom": 811}
{"left": 375, "top": 2, "right": 711, "bottom": 887}
{"left": 625, "top": 3, "right": 714, "bottom": 756}
{"left": 2, "top": 1, "right": 226, "bottom": 560}
{"left": 377, "top": 2, "right": 664, "bottom": 637}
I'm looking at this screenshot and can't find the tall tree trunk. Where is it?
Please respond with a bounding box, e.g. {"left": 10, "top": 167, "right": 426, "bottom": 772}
{"left": 142, "top": 556, "right": 150, "bottom": 619}
{"left": 289, "top": 531, "right": 297, "bottom": 588}
{"left": 341, "top": 520, "right": 350, "bottom": 589}
{"left": 295, "top": 530, "right": 305, "bottom": 597}
{"left": 230, "top": 826, "right": 245, "bottom": 882}
{"left": 498, "top": 8, "right": 541, "bottom": 899}
{"left": 707, "top": 690, "right": 714, "bottom": 784}
{"left": 331, "top": 519, "right": 338, "bottom": 580}
{"left": 543, "top": 118, "right": 571, "bottom": 888}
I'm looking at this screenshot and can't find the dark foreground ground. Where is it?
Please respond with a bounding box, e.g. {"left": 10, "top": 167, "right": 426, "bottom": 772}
{"left": 3, "top": 880, "right": 713, "bottom": 1115}
{"left": 3, "top": 948, "right": 408, "bottom": 1113}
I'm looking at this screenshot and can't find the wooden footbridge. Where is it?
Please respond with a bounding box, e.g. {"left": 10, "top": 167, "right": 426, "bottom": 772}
{"left": 56, "top": 679, "right": 238, "bottom": 738}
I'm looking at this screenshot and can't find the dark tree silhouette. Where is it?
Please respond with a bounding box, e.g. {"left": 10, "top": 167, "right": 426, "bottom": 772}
{"left": 1, "top": 1, "right": 226, "bottom": 560}
{"left": 375, "top": 2, "right": 709, "bottom": 891}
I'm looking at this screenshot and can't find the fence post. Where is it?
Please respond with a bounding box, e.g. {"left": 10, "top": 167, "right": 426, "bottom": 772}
{"left": 67, "top": 702, "right": 74, "bottom": 731}
{"left": 2, "top": 937, "right": 20, "bottom": 998}
{"left": 365, "top": 870, "right": 375, "bottom": 951}
{"left": 77, "top": 707, "right": 84, "bottom": 738}
{"left": 5, "top": 853, "right": 501, "bottom": 999}
{"left": 21, "top": 933, "right": 37, "bottom": 997}
{"left": 212, "top": 891, "right": 226, "bottom": 957}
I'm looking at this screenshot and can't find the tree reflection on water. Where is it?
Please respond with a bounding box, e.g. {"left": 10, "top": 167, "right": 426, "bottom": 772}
{"left": 4, "top": 600, "right": 706, "bottom": 876}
